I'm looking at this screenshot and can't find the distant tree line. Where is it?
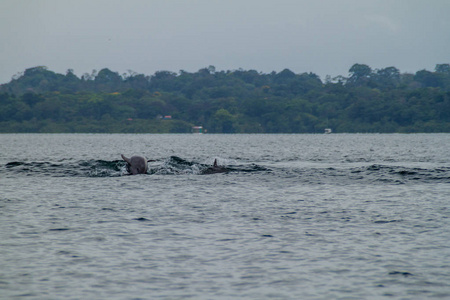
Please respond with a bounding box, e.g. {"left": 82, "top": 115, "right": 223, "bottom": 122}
{"left": 0, "top": 64, "right": 449, "bottom": 133}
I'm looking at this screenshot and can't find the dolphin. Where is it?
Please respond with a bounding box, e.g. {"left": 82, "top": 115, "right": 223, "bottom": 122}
{"left": 202, "top": 159, "right": 228, "bottom": 174}
{"left": 121, "top": 154, "right": 148, "bottom": 175}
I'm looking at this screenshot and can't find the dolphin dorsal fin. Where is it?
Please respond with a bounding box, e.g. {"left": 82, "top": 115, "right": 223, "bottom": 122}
{"left": 213, "top": 159, "right": 218, "bottom": 167}
{"left": 121, "top": 154, "right": 132, "bottom": 165}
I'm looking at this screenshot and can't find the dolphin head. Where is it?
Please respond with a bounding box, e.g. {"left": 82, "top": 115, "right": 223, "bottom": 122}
{"left": 121, "top": 154, "right": 148, "bottom": 175}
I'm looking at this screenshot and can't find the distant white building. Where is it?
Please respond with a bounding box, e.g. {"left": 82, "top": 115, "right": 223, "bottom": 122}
{"left": 192, "top": 126, "right": 204, "bottom": 134}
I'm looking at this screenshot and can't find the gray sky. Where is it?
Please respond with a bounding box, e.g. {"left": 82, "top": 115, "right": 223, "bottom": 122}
{"left": 1, "top": 0, "right": 449, "bottom": 84}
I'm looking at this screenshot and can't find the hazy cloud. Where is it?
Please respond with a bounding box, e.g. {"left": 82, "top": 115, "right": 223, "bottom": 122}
{"left": 0, "top": 0, "right": 449, "bottom": 83}
{"left": 365, "top": 15, "right": 401, "bottom": 34}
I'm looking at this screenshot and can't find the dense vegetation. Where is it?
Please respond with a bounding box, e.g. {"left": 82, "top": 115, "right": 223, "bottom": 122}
{"left": 1, "top": 64, "right": 450, "bottom": 133}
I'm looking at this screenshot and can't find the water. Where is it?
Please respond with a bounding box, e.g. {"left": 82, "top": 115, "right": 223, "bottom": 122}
{"left": 1, "top": 133, "right": 450, "bottom": 299}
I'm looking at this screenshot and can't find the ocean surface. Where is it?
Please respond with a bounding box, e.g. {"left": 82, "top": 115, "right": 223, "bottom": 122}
{"left": 1, "top": 133, "right": 450, "bottom": 299}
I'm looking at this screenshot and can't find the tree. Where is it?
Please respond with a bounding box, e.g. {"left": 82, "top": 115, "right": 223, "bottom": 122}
{"left": 95, "top": 68, "right": 122, "bottom": 84}
{"left": 415, "top": 70, "right": 442, "bottom": 88}
{"left": 375, "top": 66, "right": 400, "bottom": 88}
{"left": 22, "top": 93, "right": 43, "bottom": 107}
{"left": 435, "top": 64, "right": 450, "bottom": 74}
{"left": 150, "top": 71, "right": 178, "bottom": 91}
{"left": 347, "top": 64, "right": 372, "bottom": 86}
{"left": 93, "top": 68, "right": 123, "bottom": 92}
{"left": 212, "top": 108, "right": 235, "bottom": 133}
{"left": 275, "top": 69, "right": 296, "bottom": 83}
{"left": 0, "top": 65, "right": 449, "bottom": 133}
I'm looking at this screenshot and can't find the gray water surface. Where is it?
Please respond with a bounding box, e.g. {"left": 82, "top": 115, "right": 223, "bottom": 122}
{"left": 1, "top": 134, "right": 450, "bottom": 299}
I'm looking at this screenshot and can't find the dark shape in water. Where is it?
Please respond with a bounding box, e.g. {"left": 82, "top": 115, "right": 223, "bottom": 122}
{"left": 202, "top": 159, "right": 228, "bottom": 174}
{"left": 389, "top": 271, "right": 413, "bottom": 277}
{"left": 121, "top": 154, "right": 148, "bottom": 175}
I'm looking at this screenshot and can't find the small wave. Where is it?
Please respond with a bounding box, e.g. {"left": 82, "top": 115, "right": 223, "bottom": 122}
{"left": 354, "top": 164, "right": 450, "bottom": 184}
{"left": 388, "top": 271, "right": 414, "bottom": 277}
{"left": 2, "top": 156, "right": 268, "bottom": 178}
{"left": 149, "top": 156, "right": 201, "bottom": 175}
{"left": 6, "top": 158, "right": 444, "bottom": 183}
{"left": 4, "top": 160, "right": 126, "bottom": 177}
{"left": 150, "top": 156, "right": 268, "bottom": 175}
{"left": 273, "top": 164, "right": 450, "bottom": 185}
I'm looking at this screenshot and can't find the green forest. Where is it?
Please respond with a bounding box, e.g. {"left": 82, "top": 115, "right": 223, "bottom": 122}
{"left": 1, "top": 63, "right": 450, "bottom": 133}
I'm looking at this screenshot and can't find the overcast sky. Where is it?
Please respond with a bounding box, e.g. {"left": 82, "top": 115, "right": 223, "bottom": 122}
{"left": 1, "top": 0, "right": 449, "bottom": 84}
